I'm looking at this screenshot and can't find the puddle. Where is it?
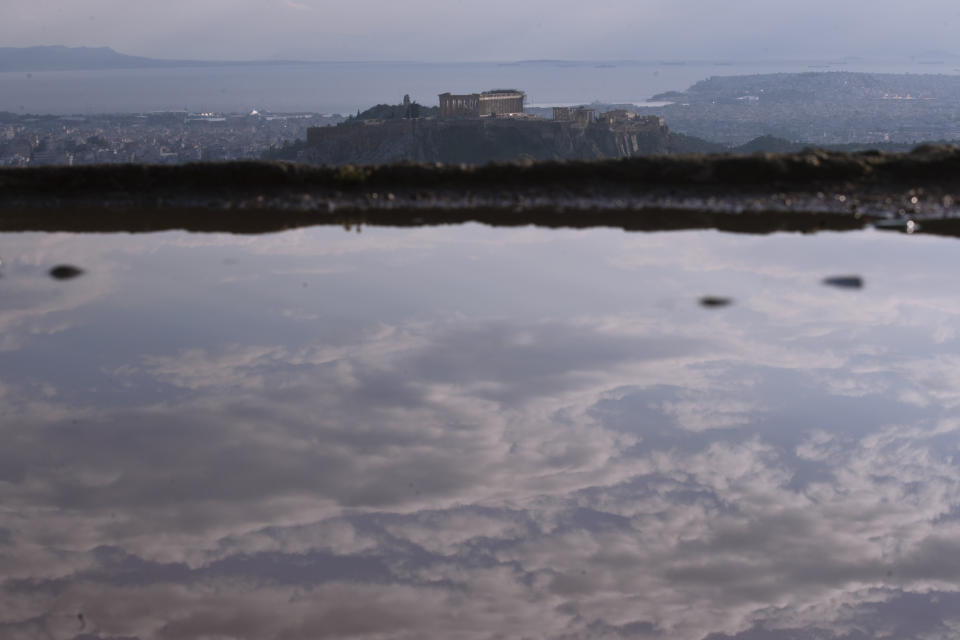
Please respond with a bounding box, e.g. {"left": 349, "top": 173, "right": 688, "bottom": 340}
{"left": 1, "top": 225, "right": 959, "bottom": 639}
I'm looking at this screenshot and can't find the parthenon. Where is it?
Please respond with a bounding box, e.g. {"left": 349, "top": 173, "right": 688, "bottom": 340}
{"left": 438, "top": 90, "right": 525, "bottom": 118}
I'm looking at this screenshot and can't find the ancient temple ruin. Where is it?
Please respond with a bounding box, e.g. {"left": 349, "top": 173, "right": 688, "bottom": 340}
{"left": 552, "top": 106, "right": 596, "bottom": 125}
{"left": 438, "top": 90, "right": 525, "bottom": 117}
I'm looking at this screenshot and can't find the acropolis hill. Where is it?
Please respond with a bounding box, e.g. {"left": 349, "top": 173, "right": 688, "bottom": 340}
{"left": 301, "top": 91, "right": 682, "bottom": 165}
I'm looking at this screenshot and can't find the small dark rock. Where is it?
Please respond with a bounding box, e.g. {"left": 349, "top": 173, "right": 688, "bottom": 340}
{"left": 699, "top": 296, "right": 732, "bottom": 308}
{"left": 873, "top": 218, "right": 917, "bottom": 233}
{"left": 823, "top": 275, "right": 863, "bottom": 289}
{"left": 49, "top": 265, "right": 84, "bottom": 280}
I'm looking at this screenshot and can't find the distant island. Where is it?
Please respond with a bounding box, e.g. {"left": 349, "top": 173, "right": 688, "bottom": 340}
{"left": 633, "top": 71, "right": 960, "bottom": 144}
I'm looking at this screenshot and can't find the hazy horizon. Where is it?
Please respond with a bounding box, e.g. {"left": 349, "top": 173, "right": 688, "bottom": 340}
{"left": 4, "top": 44, "right": 960, "bottom": 66}
{"left": 3, "top": 0, "right": 960, "bottom": 63}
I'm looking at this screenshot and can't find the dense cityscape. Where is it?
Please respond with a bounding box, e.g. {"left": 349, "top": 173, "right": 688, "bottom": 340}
{"left": 7, "top": 72, "right": 960, "bottom": 167}
{"left": 0, "top": 110, "right": 343, "bottom": 166}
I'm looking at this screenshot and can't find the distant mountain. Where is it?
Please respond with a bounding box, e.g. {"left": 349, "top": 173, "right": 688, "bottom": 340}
{"left": 651, "top": 71, "right": 960, "bottom": 104}
{"left": 910, "top": 49, "right": 960, "bottom": 61}
{"left": 0, "top": 46, "right": 178, "bottom": 71}
{"left": 0, "top": 46, "right": 305, "bottom": 72}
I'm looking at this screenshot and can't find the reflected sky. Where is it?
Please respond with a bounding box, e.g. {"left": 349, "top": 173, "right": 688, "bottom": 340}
{"left": 2, "top": 225, "right": 960, "bottom": 639}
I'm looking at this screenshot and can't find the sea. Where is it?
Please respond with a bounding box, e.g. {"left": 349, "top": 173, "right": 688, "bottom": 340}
{"left": 2, "top": 58, "right": 959, "bottom": 115}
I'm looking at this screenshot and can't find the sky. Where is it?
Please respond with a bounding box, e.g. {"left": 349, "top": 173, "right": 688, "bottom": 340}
{"left": 2, "top": 0, "right": 960, "bottom": 62}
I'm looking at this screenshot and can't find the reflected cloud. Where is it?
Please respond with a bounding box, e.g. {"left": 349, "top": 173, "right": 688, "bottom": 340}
{"left": 658, "top": 395, "right": 761, "bottom": 432}
{"left": 3, "top": 227, "right": 960, "bottom": 638}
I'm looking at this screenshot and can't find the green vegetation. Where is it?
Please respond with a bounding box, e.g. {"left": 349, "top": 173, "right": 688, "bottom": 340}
{"left": 346, "top": 101, "right": 439, "bottom": 121}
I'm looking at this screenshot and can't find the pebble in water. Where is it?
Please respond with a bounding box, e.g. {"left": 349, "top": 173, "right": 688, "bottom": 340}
{"left": 49, "top": 265, "right": 84, "bottom": 280}
{"left": 823, "top": 275, "right": 864, "bottom": 289}
{"left": 699, "top": 296, "right": 733, "bottom": 308}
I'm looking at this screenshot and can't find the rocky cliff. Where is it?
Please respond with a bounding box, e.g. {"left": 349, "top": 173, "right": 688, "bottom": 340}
{"left": 300, "top": 117, "right": 676, "bottom": 165}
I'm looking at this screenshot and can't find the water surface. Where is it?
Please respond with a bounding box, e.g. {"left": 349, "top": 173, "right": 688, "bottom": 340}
{"left": 2, "top": 225, "right": 960, "bottom": 639}
{"left": 3, "top": 59, "right": 958, "bottom": 114}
